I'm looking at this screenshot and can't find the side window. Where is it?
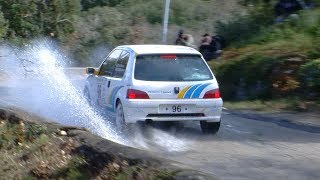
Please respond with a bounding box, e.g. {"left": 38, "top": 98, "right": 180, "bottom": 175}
{"left": 99, "top": 50, "right": 122, "bottom": 76}
{"left": 113, "top": 51, "right": 129, "bottom": 78}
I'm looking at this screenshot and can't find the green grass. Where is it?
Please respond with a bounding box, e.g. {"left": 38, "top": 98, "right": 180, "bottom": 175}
{"left": 52, "top": 156, "right": 89, "bottom": 179}
{"left": 224, "top": 98, "right": 320, "bottom": 112}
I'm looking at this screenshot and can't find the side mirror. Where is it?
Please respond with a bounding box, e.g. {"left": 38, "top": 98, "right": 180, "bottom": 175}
{"left": 86, "top": 67, "right": 97, "bottom": 75}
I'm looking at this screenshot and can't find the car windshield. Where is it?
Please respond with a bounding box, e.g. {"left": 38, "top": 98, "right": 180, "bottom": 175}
{"left": 134, "top": 54, "right": 213, "bottom": 81}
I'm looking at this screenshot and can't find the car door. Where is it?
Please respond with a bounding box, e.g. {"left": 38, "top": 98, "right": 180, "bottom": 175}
{"left": 96, "top": 49, "right": 122, "bottom": 107}
{"left": 105, "top": 50, "right": 130, "bottom": 112}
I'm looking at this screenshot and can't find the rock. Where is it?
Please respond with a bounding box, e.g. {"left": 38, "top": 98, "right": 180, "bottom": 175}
{"left": 108, "top": 162, "right": 121, "bottom": 172}
{"left": 0, "top": 109, "right": 8, "bottom": 120}
{"left": 113, "top": 163, "right": 120, "bottom": 171}
{"left": 59, "top": 130, "right": 67, "bottom": 136}
{"left": 122, "top": 160, "right": 129, "bottom": 166}
{"left": 0, "top": 121, "right": 4, "bottom": 127}
{"left": 8, "top": 114, "right": 23, "bottom": 124}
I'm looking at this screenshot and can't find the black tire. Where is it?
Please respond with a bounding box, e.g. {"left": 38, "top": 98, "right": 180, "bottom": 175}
{"left": 200, "top": 121, "right": 220, "bottom": 134}
{"left": 115, "top": 101, "right": 129, "bottom": 134}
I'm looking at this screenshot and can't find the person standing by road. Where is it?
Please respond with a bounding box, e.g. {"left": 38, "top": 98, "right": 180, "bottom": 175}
{"left": 175, "top": 30, "right": 196, "bottom": 48}
{"left": 199, "top": 33, "right": 223, "bottom": 61}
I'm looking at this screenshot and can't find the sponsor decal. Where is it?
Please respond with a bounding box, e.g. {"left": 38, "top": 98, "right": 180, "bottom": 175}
{"left": 147, "top": 90, "right": 172, "bottom": 94}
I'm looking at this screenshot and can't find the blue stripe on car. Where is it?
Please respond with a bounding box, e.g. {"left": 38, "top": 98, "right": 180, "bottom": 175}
{"left": 191, "top": 83, "right": 211, "bottom": 98}
{"left": 183, "top": 84, "right": 201, "bottom": 98}
{"left": 109, "top": 86, "right": 124, "bottom": 112}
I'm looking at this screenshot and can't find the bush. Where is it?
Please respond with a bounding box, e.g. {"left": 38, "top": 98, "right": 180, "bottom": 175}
{"left": 299, "top": 59, "right": 320, "bottom": 97}
{"left": 213, "top": 54, "right": 280, "bottom": 100}
{"left": 213, "top": 53, "right": 312, "bottom": 100}
{"left": 213, "top": 6, "right": 320, "bottom": 101}
{"left": 215, "top": 4, "right": 274, "bottom": 47}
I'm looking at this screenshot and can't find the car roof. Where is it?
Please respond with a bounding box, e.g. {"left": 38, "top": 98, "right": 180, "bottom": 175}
{"left": 117, "top": 45, "right": 201, "bottom": 55}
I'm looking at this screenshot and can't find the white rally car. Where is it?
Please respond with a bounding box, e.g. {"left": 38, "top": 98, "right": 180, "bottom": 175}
{"left": 84, "top": 45, "right": 223, "bottom": 134}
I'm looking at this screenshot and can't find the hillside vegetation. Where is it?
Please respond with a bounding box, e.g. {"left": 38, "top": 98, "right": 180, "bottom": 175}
{"left": 209, "top": 0, "right": 320, "bottom": 106}
{"left": 0, "top": 108, "right": 211, "bottom": 179}
{"left": 0, "top": 0, "right": 243, "bottom": 65}
{"left": 1, "top": 0, "right": 319, "bottom": 106}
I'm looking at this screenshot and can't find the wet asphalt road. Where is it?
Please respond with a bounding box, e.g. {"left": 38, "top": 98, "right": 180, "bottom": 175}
{"left": 153, "top": 110, "right": 320, "bottom": 180}
{"left": 1, "top": 72, "right": 320, "bottom": 180}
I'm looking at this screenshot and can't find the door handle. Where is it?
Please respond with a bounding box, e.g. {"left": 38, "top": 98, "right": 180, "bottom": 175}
{"left": 107, "top": 81, "right": 111, "bottom": 88}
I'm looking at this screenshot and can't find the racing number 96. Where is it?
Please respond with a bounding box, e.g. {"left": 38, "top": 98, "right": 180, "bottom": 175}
{"left": 172, "top": 105, "right": 182, "bottom": 112}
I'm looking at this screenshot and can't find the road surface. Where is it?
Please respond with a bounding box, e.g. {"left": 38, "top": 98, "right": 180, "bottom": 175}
{"left": 151, "top": 111, "right": 320, "bottom": 180}
{"left": 1, "top": 70, "right": 319, "bottom": 180}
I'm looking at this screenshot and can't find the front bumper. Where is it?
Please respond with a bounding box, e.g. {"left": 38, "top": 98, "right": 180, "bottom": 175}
{"left": 122, "top": 98, "right": 223, "bottom": 123}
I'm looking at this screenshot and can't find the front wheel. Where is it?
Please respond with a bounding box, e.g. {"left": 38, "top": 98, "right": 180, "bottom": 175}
{"left": 200, "top": 121, "right": 220, "bottom": 134}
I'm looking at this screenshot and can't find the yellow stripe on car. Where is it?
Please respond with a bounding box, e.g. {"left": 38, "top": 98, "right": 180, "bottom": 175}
{"left": 178, "top": 86, "right": 191, "bottom": 99}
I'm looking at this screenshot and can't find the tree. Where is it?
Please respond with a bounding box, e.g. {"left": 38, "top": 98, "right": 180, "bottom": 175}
{"left": 0, "top": 0, "right": 40, "bottom": 39}
{"left": 35, "top": 0, "right": 81, "bottom": 42}
{"left": 0, "top": 0, "right": 81, "bottom": 41}
{"left": 81, "top": 0, "right": 125, "bottom": 10}
{"left": 0, "top": 10, "right": 8, "bottom": 39}
{"left": 71, "top": 6, "right": 131, "bottom": 65}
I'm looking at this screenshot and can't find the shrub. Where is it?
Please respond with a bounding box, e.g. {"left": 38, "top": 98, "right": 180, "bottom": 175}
{"left": 215, "top": 4, "right": 274, "bottom": 47}
{"left": 213, "top": 54, "right": 281, "bottom": 100}
{"left": 299, "top": 59, "right": 320, "bottom": 97}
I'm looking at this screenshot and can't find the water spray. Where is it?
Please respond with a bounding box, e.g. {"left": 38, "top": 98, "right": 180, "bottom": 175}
{"left": 0, "top": 39, "right": 188, "bottom": 152}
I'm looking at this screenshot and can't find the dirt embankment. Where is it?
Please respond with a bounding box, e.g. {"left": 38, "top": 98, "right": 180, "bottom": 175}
{"left": 0, "top": 107, "right": 214, "bottom": 179}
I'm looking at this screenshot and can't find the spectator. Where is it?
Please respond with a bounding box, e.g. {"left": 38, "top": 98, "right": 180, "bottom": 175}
{"left": 274, "top": 0, "right": 314, "bottom": 22}
{"left": 199, "top": 33, "right": 223, "bottom": 61}
{"left": 175, "top": 30, "right": 196, "bottom": 48}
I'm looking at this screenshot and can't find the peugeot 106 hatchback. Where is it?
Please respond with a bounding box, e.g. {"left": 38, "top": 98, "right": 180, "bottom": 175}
{"left": 84, "top": 45, "right": 223, "bottom": 134}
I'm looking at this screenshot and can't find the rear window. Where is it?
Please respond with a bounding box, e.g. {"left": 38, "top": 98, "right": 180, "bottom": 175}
{"left": 134, "top": 54, "right": 213, "bottom": 81}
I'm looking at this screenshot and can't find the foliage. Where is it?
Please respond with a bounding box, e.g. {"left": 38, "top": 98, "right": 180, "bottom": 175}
{"left": 0, "top": 0, "right": 246, "bottom": 64}
{"left": 36, "top": 0, "right": 81, "bottom": 42}
{"left": 0, "top": 0, "right": 81, "bottom": 43}
{"left": 81, "top": 0, "right": 125, "bottom": 10}
{"left": 299, "top": 59, "right": 320, "bottom": 96}
{"left": 0, "top": 120, "right": 49, "bottom": 149}
{"left": 215, "top": 4, "right": 274, "bottom": 46}
{"left": 213, "top": 54, "right": 280, "bottom": 100}
{"left": 0, "top": 11, "right": 7, "bottom": 39}
{"left": 223, "top": 97, "right": 320, "bottom": 111}
{"left": 213, "top": 6, "right": 320, "bottom": 100}
{"left": 216, "top": 2, "right": 320, "bottom": 47}
{"left": 53, "top": 156, "right": 88, "bottom": 179}
{"left": 0, "top": 0, "right": 40, "bottom": 39}
{"left": 72, "top": 6, "right": 131, "bottom": 65}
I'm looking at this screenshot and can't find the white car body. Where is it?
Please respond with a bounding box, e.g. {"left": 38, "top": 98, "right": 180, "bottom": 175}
{"left": 84, "top": 45, "right": 223, "bottom": 133}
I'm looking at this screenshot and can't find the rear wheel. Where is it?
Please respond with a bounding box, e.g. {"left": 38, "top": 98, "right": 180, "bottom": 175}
{"left": 115, "top": 101, "right": 129, "bottom": 134}
{"left": 200, "top": 121, "right": 220, "bottom": 134}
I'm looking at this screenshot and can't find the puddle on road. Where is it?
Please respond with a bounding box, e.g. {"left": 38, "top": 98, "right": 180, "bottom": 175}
{"left": 0, "top": 39, "right": 188, "bottom": 153}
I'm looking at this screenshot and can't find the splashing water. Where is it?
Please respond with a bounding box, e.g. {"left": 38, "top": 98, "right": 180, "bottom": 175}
{"left": 130, "top": 128, "right": 188, "bottom": 152}
{"left": 0, "top": 39, "right": 188, "bottom": 152}
{"left": 1, "top": 40, "right": 124, "bottom": 144}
